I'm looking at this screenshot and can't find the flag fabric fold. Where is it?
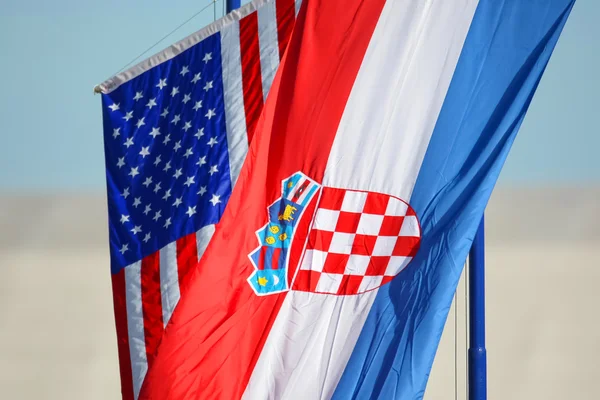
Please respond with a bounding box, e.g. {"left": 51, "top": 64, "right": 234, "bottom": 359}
{"left": 137, "top": 0, "right": 575, "bottom": 399}
{"left": 98, "top": 1, "right": 300, "bottom": 398}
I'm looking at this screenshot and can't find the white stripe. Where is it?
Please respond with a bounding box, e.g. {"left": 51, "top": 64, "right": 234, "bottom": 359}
{"left": 159, "top": 224, "right": 216, "bottom": 329}
{"left": 126, "top": 224, "right": 216, "bottom": 395}
{"left": 124, "top": 261, "right": 148, "bottom": 400}
{"left": 243, "top": 0, "right": 479, "bottom": 398}
{"left": 257, "top": 0, "right": 280, "bottom": 101}
{"left": 222, "top": 20, "right": 250, "bottom": 187}
{"left": 295, "top": 0, "right": 302, "bottom": 16}
{"left": 159, "top": 242, "right": 180, "bottom": 327}
{"left": 243, "top": 291, "right": 377, "bottom": 399}
{"left": 196, "top": 224, "right": 216, "bottom": 260}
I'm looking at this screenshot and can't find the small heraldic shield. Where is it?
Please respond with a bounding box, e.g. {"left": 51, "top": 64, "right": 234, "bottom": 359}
{"left": 248, "top": 172, "right": 421, "bottom": 296}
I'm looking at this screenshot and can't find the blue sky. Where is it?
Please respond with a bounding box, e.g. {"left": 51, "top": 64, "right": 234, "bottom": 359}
{"left": 0, "top": 0, "right": 597, "bottom": 192}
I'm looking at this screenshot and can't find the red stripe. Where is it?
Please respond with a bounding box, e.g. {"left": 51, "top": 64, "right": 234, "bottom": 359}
{"left": 140, "top": 0, "right": 386, "bottom": 397}
{"left": 239, "top": 13, "right": 264, "bottom": 144}
{"left": 140, "top": 252, "right": 163, "bottom": 369}
{"left": 275, "top": 0, "right": 296, "bottom": 59}
{"left": 176, "top": 232, "right": 198, "bottom": 289}
{"left": 111, "top": 270, "right": 134, "bottom": 400}
{"left": 291, "top": 179, "right": 310, "bottom": 202}
{"left": 271, "top": 247, "right": 282, "bottom": 270}
{"left": 258, "top": 246, "right": 267, "bottom": 270}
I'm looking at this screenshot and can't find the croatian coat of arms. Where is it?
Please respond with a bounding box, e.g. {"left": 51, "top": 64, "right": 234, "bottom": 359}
{"left": 248, "top": 172, "right": 421, "bottom": 296}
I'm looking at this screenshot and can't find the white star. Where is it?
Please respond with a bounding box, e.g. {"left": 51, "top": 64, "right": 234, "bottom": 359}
{"left": 124, "top": 137, "right": 134, "bottom": 148}
{"left": 173, "top": 141, "right": 182, "bottom": 152}
{"left": 197, "top": 186, "right": 207, "bottom": 196}
{"left": 173, "top": 197, "right": 183, "bottom": 207}
{"left": 194, "top": 128, "right": 204, "bottom": 139}
{"left": 128, "top": 167, "right": 139, "bottom": 178}
{"left": 163, "top": 134, "right": 171, "bottom": 145}
{"left": 209, "top": 194, "right": 221, "bottom": 207}
{"left": 109, "top": 103, "right": 120, "bottom": 112}
{"left": 153, "top": 182, "right": 161, "bottom": 193}
{"left": 191, "top": 72, "right": 201, "bottom": 84}
{"left": 123, "top": 111, "right": 133, "bottom": 122}
{"left": 183, "top": 148, "right": 193, "bottom": 158}
{"left": 184, "top": 176, "right": 195, "bottom": 187}
{"left": 146, "top": 98, "right": 157, "bottom": 109}
{"left": 160, "top": 107, "right": 169, "bottom": 118}
{"left": 171, "top": 114, "right": 181, "bottom": 125}
{"left": 182, "top": 121, "right": 192, "bottom": 132}
{"left": 120, "top": 214, "right": 130, "bottom": 224}
{"left": 180, "top": 65, "right": 190, "bottom": 76}
{"left": 203, "top": 52, "right": 212, "bottom": 63}
{"left": 164, "top": 217, "right": 172, "bottom": 229}
{"left": 122, "top": 187, "right": 130, "bottom": 199}
{"left": 171, "top": 86, "right": 179, "bottom": 97}
{"left": 133, "top": 197, "right": 142, "bottom": 208}
{"left": 139, "top": 146, "right": 150, "bottom": 158}
{"left": 143, "top": 232, "right": 151, "bottom": 243}
{"left": 173, "top": 168, "right": 183, "bottom": 179}
{"left": 186, "top": 206, "right": 197, "bottom": 217}
{"left": 207, "top": 137, "right": 218, "bottom": 147}
{"left": 163, "top": 160, "right": 172, "bottom": 172}
{"left": 203, "top": 81, "right": 213, "bottom": 91}
{"left": 209, "top": 165, "right": 219, "bottom": 176}
{"left": 131, "top": 225, "right": 142, "bottom": 235}
{"left": 193, "top": 100, "right": 202, "bottom": 112}
{"left": 143, "top": 204, "right": 152, "bottom": 215}
{"left": 149, "top": 127, "right": 161, "bottom": 139}
{"left": 116, "top": 157, "right": 125, "bottom": 168}
{"left": 162, "top": 189, "right": 172, "bottom": 201}
{"left": 182, "top": 93, "right": 191, "bottom": 104}
{"left": 136, "top": 117, "right": 145, "bottom": 129}
{"left": 142, "top": 176, "right": 153, "bottom": 187}
{"left": 196, "top": 156, "right": 207, "bottom": 167}
{"left": 119, "top": 243, "right": 129, "bottom": 254}
{"left": 153, "top": 155, "right": 162, "bottom": 166}
{"left": 112, "top": 128, "right": 121, "bottom": 139}
{"left": 133, "top": 91, "right": 143, "bottom": 101}
{"left": 206, "top": 109, "right": 216, "bottom": 120}
{"left": 156, "top": 79, "right": 167, "bottom": 90}
{"left": 153, "top": 210, "right": 162, "bottom": 221}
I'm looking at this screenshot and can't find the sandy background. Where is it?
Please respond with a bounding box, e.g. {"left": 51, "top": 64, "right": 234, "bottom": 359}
{"left": 0, "top": 187, "right": 598, "bottom": 399}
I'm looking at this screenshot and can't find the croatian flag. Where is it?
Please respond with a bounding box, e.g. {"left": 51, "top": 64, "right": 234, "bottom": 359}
{"left": 139, "top": 0, "right": 575, "bottom": 399}
{"left": 96, "top": 0, "right": 300, "bottom": 398}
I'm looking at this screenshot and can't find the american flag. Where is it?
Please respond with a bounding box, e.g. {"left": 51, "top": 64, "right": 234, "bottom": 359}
{"left": 96, "top": 0, "right": 300, "bottom": 398}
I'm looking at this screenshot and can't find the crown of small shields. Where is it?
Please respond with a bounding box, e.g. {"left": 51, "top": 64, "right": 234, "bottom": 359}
{"left": 247, "top": 172, "right": 422, "bottom": 296}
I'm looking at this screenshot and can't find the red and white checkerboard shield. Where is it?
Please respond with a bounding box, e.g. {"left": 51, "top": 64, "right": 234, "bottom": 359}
{"left": 290, "top": 187, "right": 421, "bottom": 295}
{"left": 248, "top": 172, "right": 422, "bottom": 296}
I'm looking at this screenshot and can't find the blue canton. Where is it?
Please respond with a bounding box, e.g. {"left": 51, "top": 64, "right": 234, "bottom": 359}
{"left": 100, "top": 32, "right": 231, "bottom": 274}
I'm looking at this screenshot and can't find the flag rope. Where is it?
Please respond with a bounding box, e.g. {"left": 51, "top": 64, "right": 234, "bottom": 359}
{"left": 94, "top": 0, "right": 217, "bottom": 94}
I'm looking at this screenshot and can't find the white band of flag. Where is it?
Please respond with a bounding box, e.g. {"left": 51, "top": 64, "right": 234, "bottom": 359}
{"left": 242, "top": 0, "right": 480, "bottom": 398}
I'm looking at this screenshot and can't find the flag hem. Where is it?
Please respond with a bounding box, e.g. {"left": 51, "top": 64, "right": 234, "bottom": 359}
{"left": 94, "top": 0, "right": 274, "bottom": 94}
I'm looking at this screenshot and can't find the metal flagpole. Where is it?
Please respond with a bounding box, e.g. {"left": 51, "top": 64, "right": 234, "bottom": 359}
{"left": 468, "top": 216, "right": 487, "bottom": 400}
{"left": 226, "top": 0, "right": 241, "bottom": 13}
